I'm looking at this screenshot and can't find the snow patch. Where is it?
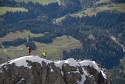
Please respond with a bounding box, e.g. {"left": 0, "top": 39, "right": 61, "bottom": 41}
{"left": 50, "top": 66, "right": 54, "bottom": 72}
{"left": 77, "top": 68, "right": 88, "bottom": 84}
{"left": 17, "top": 78, "right": 25, "bottom": 84}
{"left": 58, "top": 0, "right": 61, "bottom": 5}
{"left": 55, "top": 58, "right": 79, "bottom": 68}
{"left": 0, "top": 69, "right": 3, "bottom": 73}
{"left": 101, "top": 71, "right": 107, "bottom": 79}
{"left": 79, "top": 60, "right": 100, "bottom": 72}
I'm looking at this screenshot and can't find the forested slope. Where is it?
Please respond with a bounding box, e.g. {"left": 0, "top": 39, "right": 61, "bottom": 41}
{"left": 0, "top": 0, "right": 125, "bottom": 70}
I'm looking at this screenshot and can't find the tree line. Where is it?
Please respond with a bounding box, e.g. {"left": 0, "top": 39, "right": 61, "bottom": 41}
{"left": 0, "top": 0, "right": 99, "bottom": 37}
{"left": 1, "top": 38, "right": 36, "bottom": 50}
{"left": 2, "top": 38, "right": 27, "bottom": 48}
{"left": 111, "top": 0, "right": 125, "bottom": 3}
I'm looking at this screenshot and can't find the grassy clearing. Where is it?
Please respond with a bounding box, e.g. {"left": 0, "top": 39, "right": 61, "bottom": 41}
{"left": 0, "top": 30, "right": 44, "bottom": 45}
{"left": 0, "top": 35, "right": 82, "bottom": 61}
{"left": 96, "top": 0, "right": 110, "bottom": 4}
{"left": 85, "top": 3, "right": 125, "bottom": 16}
{"left": 55, "top": 2, "right": 125, "bottom": 21}
{"left": 72, "top": 3, "right": 125, "bottom": 17}
{"left": 0, "top": 7, "right": 28, "bottom": 15}
{"left": 15, "top": 0, "right": 58, "bottom": 5}
{"left": 54, "top": 16, "right": 66, "bottom": 24}
{"left": 111, "top": 4, "right": 125, "bottom": 13}
{"left": 72, "top": 11, "right": 87, "bottom": 18}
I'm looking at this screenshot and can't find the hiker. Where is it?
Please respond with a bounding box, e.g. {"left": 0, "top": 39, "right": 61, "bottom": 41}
{"left": 28, "top": 47, "right": 32, "bottom": 55}
{"left": 42, "top": 50, "right": 47, "bottom": 58}
{"left": 67, "top": 36, "right": 70, "bottom": 39}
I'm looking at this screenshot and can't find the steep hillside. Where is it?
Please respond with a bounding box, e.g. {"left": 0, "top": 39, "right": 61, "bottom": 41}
{"left": 56, "top": 0, "right": 125, "bottom": 21}
{"left": 0, "top": 0, "right": 125, "bottom": 70}
{"left": 0, "top": 35, "right": 82, "bottom": 63}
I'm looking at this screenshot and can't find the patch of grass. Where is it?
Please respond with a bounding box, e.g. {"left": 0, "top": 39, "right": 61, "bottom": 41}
{"left": 91, "top": 3, "right": 125, "bottom": 15}
{"left": 0, "top": 7, "right": 28, "bottom": 15}
{"left": 72, "top": 3, "right": 125, "bottom": 17}
{"left": 111, "top": 4, "right": 125, "bottom": 13}
{"left": 0, "top": 30, "right": 44, "bottom": 45}
{"left": 55, "top": 2, "right": 125, "bottom": 20}
{"left": 54, "top": 16, "right": 66, "bottom": 24}
{"left": 72, "top": 11, "right": 87, "bottom": 17}
{"left": 15, "top": 0, "right": 58, "bottom": 5}
{"left": 0, "top": 35, "right": 82, "bottom": 61}
{"left": 72, "top": 7, "right": 100, "bottom": 17}
{"left": 30, "top": 35, "right": 82, "bottom": 60}
{"left": 96, "top": 0, "right": 110, "bottom": 4}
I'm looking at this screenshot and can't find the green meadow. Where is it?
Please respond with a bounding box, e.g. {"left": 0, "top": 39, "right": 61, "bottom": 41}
{"left": 72, "top": 3, "right": 125, "bottom": 17}
{"left": 15, "top": 0, "right": 58, "bottom": 5}
{"left": 0, "top": 32, "right": 82, "bottom": 60}
{"left": 0, "top": 7, "right": 28, "bottom": 15}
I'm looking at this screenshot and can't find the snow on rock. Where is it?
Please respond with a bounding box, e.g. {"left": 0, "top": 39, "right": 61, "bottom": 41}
{"left": 17, "top": 78, "right": 25, "bottom": 84}
{"left": 55, "top": 58, "right": 79, "bottom": 69}
{"left": 8, "top": 56, "right": 107, "bottom": 80}
{"left": 9, "top": 55, "right": 52, "bottom": 68}
{"left": 79, "top": 60, "right": 107, "bottom": 79}
{"left": 50, "top": 66, "right": 54, "bottom": 72}
{"left": 79, "top": 60, "right": 100, "bottom": 72}
{"left": 101, "top": 71, "right": 107, "bottom": 79}
{"left": 78, "top": 68, "right": 88, "bottom": 84}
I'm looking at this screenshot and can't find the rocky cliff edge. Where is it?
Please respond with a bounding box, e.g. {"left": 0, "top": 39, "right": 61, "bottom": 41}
{"left": 0, "top": 56, "right": 112, "bottom": 84}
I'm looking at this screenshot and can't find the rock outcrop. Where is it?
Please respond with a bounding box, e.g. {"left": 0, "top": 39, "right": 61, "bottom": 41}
{"left": 0, "top": 56, "right": 112, "bottom": 84}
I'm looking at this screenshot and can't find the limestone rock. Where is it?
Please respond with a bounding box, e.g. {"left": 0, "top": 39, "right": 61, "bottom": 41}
{"left": 0, "top": 57, "right": 112, "bottom": 84}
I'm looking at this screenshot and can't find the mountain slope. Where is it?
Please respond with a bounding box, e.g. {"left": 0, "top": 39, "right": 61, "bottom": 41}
{"left": 0, "top": 0, "right": 125, "bottom": 70}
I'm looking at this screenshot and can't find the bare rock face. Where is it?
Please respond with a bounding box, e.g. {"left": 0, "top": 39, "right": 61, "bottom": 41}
{"left": 62, "top": 63, "right": 81, "bottom": 84}
{"left": 0, "top": 59, "right": 111, "bottom": 84}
